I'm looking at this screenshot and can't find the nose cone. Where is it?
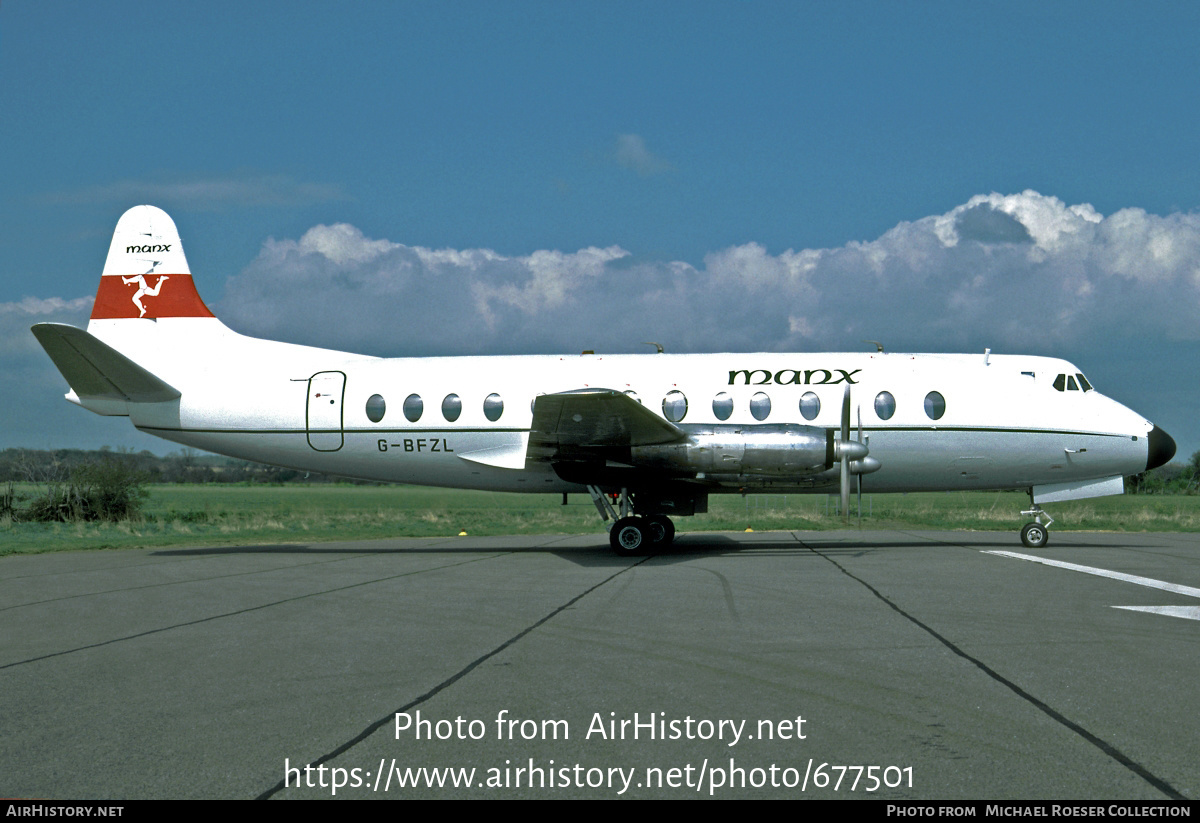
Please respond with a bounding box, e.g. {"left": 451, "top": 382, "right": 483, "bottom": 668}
{"left": 1146, "top": 425, "right": 1177, "bottom": 471}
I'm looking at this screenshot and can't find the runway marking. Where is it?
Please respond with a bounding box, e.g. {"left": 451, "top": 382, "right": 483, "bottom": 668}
{"left": 1112, "top": 606, "right": 1200, "bottom": 621}
{"left": 983, "top": 550, "right": 1200, "bottom": 622}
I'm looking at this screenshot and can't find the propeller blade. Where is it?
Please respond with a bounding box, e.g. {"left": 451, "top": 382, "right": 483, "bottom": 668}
{"left": 856, "top": 404, "right": 863, "bottom": 525}
{"left": 840, "top": 385, "right": 850, "bottom": 522}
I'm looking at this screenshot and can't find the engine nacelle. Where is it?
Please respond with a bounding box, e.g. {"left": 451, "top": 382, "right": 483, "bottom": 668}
{"left": 631, "top": 424, "right": 853, "bottom": 478}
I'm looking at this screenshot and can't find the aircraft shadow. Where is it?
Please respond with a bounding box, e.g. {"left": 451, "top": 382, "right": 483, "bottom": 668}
{"left": 148, "top": 532, "right": 1138, "bottom": 567}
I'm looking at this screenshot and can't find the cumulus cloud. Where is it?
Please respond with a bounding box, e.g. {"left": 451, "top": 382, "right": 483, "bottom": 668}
{"left": 215, "top": 190, "right": 1200, "bottom": 358}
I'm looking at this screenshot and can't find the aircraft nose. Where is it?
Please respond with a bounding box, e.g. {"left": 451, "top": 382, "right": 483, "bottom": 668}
{"left": 1146, "top": 425, "right": 1176, "bottom": 471}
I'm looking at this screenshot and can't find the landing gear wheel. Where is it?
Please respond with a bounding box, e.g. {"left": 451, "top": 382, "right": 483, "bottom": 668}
{"left": 1020, "top": 522, "right": 1049, "bottom": 549}
{"left": 645, "top": 514, "right": 676, "bottom": 546}
{"left": 610, "top": 516, "right": 648, "bottom": 556}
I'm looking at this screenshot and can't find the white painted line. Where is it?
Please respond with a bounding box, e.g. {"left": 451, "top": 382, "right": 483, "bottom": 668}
{"left": 1113, "top": 606, "right": 1200, "bottom": 622}
{"left": 984, "top": 551, "right": 1200, "bottom": 622}
{"left": 982, "top": 551, "right": 1200, "bottom": 600}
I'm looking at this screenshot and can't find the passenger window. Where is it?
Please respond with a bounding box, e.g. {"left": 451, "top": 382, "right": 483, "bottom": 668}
{"left": 924, "top": 391, "right": 945, "bottom": 421}
{"left": 750, "top": 392, "right": 771, "bottom": 421}
{"left": 403, "top": 394, "right": 423, "bottom": 422}
{"left": 874, "top": 391, "right": 896, "bottom": 421}
{"left": 365, "top": 394, "right": 386, "bottom": 423}
{"left": 799, "top": 391, "right": 821, "bottom": 421}
{"left": 1053, "top": 374, "right": 1066, "bottom": 392}
{"left": 712, "top": 392, "right": 733, "bottom": 421}
{"left": 442, "top": 394, "right": 462, "bottom": 422}
{"left": 483, "top": 393, "right": 504, "bottom": 422}
{"left": 662, "top": 391, "right": 688, "bottom": 423}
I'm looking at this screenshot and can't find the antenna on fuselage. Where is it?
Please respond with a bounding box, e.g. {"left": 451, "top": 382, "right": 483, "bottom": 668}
{"left": 864, "top": 340, "right": 885, "bottom": 353}
{"left": 642, "top": 342, "right": 664, "bottom": 353}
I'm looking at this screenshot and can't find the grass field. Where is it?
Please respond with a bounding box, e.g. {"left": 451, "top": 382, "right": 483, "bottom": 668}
{"left": 3, "top": 483, "right": 1199, "bottom": 555}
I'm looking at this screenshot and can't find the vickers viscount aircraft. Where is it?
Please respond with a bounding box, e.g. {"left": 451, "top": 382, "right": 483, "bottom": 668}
{"left": 33, "top": 206, "right": 1176, "bottom": 554}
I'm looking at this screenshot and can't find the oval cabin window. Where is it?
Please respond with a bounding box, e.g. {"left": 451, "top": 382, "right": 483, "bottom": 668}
{"left": 403, "top": 394, "right": 423, "bottom": 422}
{"left": 749, "top": 392, "right": 772, "bottom": 421}
{"left": 483, "top": 393, "right": 504, "bottom": 422}
{"left": 924, "top": 391, "right": 946, "bottom": 421}
{"left": 365, "top": 394, "right": 386, "bottom": 423}
{"left": 799, "top": 391, "right": 821, "bottom": 421}
{"left": 874, "top": 391, "right": 896, "bottom": 421}
{"left": 712, "top": 392, "right": 733, "bottom": 421}
{"left": 662, "top": 391, "right": 688, "bottom": 423}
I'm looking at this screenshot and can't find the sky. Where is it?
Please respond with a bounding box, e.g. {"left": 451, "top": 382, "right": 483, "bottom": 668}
{"left": 3, "top": 1, "right": 1199, "bottom": 462}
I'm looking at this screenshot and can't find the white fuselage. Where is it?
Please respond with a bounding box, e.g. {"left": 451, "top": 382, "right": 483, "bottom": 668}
{"left": 89, "top": 319, "right": 1156, "bottom": 498}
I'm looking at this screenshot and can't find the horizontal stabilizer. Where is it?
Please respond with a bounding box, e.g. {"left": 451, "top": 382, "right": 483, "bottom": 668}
{"left": 31, "top": 323, "right": 181, "bottom": 404}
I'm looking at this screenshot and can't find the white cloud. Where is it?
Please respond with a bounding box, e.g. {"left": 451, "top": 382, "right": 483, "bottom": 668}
{"left": 216, "top": 191, "right": 1200, "bottom": 357}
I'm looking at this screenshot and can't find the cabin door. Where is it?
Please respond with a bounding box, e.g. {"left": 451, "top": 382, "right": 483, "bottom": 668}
{"left": 306, "top": 371, "right": 345, "bottom": 451}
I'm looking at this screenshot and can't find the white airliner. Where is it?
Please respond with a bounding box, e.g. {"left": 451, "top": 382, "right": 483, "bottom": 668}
{"left": 33, "top": 206, "right": 1176, "bottom": 554}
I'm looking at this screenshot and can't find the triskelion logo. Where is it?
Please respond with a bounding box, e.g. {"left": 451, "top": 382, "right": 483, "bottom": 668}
{"left": 121, "top": 274, "right": 170, "bottom": 317}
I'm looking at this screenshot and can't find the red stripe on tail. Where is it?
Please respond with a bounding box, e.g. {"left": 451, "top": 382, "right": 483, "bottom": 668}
{"left": 90, "top": 273, "right": 215, "bottom": 320}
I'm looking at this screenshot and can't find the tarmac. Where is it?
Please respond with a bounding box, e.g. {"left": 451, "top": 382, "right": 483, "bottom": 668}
{"left": 2, "top": 529, "right": 1198, "bottom": 800}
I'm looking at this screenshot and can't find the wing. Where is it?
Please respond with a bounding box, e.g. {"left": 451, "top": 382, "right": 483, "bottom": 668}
{"left": 456, "top": 389, "right": 687, "bottom": 472}
{"left": 525, "top": 389, "right": 707, "bottom": 511}
{"left": 529, "top": 388, "right": 686, "bottom": 454}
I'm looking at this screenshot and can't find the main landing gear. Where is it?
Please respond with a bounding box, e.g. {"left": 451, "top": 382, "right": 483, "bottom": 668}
{"left": 587, "top": 486, "right": 676, "bottom": 556}
{"left": 1019, "top": 502, "right": 1054, "bottom": 549}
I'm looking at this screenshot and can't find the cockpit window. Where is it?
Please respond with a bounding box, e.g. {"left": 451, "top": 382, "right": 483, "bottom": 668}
{"left": 1054, "top": 372, "right": 1094, "bottom": 393}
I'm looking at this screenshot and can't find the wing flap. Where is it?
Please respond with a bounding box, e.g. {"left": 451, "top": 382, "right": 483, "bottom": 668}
{"left": 31, "top": 323, "right": 181, "bottom": 403}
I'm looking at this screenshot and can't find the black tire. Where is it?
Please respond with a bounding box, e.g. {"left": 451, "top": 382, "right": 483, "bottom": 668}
{"left": 1020, "top": 522, "right": 1049, "bottom": 549}
{"left": 610, "top": 516, "right": 648, "bottom": 556}
{"left": 645, "top": 514, "right": 676, "bottom": 546}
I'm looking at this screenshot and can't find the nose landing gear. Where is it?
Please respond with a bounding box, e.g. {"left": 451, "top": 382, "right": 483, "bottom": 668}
{"left": 1019, "top": 503, "right": 1054, "bottom": 548}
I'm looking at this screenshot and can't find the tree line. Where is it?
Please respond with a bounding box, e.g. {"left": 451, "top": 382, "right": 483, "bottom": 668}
{"left": 1126, "top": 449, "right": 1200, "bottom": 495}
{"left": 0, "top": 447, "right": 345, "bottom": 486}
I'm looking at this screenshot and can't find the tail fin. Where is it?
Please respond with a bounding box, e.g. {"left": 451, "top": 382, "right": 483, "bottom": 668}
{"left": 36, "top": 205, "right": 232, "bottom": 416}
{"left": 89, "top": 205, "right": 215, "bottom": 321}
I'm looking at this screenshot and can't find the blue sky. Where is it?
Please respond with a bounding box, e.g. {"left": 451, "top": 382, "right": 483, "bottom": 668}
{"left": 3, "top": 1, "right": 1199, "bottom": 460}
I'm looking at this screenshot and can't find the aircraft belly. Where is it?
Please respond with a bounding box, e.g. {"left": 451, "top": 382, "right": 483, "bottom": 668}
{"left": 137, "top": 427, "right": 575, "bottom": 492}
